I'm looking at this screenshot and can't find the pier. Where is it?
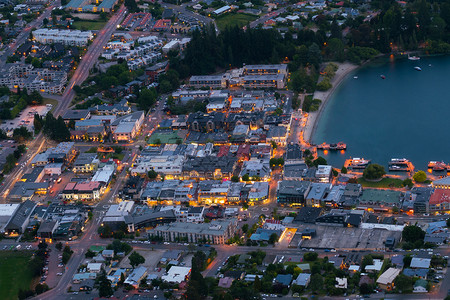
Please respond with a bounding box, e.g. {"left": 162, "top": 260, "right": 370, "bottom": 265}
{"left": 388, "top": 158, "right": 414, "bottom": 172}
{"left": 316, "top": 142, "right": 347, "bottom": 151}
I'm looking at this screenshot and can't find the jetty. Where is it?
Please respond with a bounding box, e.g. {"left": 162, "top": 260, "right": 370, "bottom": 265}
{"left": 388, "top": 158, "right": 414, "bottom": 172}
{"left": 317, "top": 142, "right": 347, "bottom": 151}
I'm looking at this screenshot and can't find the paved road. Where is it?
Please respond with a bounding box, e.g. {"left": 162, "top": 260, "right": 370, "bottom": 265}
{"left": 0, "top": 1, "right": 59, "bottom": 67}
{"left": 161, "top": 1, "right": 217, "bottom": 32}
{"left": 249, "top": 7, "right": 288, "bottom": 29}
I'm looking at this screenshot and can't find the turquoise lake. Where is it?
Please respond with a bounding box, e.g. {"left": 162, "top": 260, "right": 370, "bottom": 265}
{"left": 312, "top": 55, "right": 450, "bottom": 171}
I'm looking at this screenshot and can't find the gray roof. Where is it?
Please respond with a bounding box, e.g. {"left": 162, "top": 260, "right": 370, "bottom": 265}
{"left": 278, "top": 180, "right": 311, "bottom": 196}
{"left": 294, "top": 273, "right": 311, "bottom": 286}
{"left": 62, "top": 109, "right": 90, "bottom": 120}
{"left": 410, "top": 257, "right": 431, "bottom": 269}
{"left": 37, "top": 220, "right": 58, "bottom": 234}
{"left": 307, "top": 183, "right": 330, "bottom": 200}
{"left": 151, "top": 220, "right": 233, "bottom": 236}
{"left": 5, "top": 200, "right": 36, "bottom": 230}
{"left": 267, "top": 125, "right": 287, "bottom": 138}
{"left": 74, "top": 153, "right": 97, "bottom": 166}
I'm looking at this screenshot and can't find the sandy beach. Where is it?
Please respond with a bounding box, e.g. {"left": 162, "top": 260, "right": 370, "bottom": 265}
{"left": 302, "top": 62, "right": 359, "bottom": 144}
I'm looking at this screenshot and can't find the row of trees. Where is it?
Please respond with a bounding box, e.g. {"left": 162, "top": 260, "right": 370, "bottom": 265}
{"left": 34, "top": 112, "right": 71, "bottom": 142}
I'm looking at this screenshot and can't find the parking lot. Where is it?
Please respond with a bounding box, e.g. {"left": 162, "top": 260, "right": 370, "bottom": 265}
{"left": 0, "top": 104, "right": 52, "bottom": 133}
{"left": 293, "top": 225, "right": 402, "bottom": 250}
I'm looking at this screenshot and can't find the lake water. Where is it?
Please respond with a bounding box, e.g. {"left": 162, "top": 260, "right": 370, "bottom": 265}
{"left": 312, "top": 55, "right": 450, "bottom": 171}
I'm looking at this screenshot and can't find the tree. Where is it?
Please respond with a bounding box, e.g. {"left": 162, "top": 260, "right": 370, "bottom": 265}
{"left": 303, "top": 252, "right": 318, "bottom": 261}
{"left": 242, "top": 174, "right": 250, "bottom": 181}
{"left": 310, "top": 273, "right": 323, "bottom": 293}
{"left": 231, "top": 175, "right": 239, "bottom": 182}
{"left": 341, "top": 166, "right": 347, "bottom": 174}
{"left": 413, "top": 170, "right": 427, "bottom": 183}
{"left": 403, "top": 178, "right": 414, "bottom": 188}
{"left": 148, "top": 169, "right": 158, "bottom": 179}
{"left": 129, "top": 251, "right": 145, "bottom": 268}
{"left": 447, "top": 218, "right": 450, "bottom": 228}
{"left": 55, "top": 242, "right": 63, "bottom": 251}
{"left": 359, "top": 283, "right": 372, "bottom": 294}
{"left": 313, "top": 156, "right": 327, "bottom": 167}
{"left": 242, "top": 224, "right": 249, "bottom": 233}
{"left": 394, "top": 274, "right": 413, "bottom": 292}
{"left": 268, "top": 233, "right": 278, "bottom": 244}
{"left": 97, "top": 270, "right": 114, "bottom": 297}
{"left": 13, "top": 127, "right": 32, "bottom": 142}
{"left": 363, "top": 164, "right": 386, "bottom": 180}
{"left": 402, "top": 225, "right": 425, "bottom": 243}
{"left": 35, "top": 283, "right": 49, "bottom": 294}
{"left": 270, "top": 140, "right": 277, "bottom": 149}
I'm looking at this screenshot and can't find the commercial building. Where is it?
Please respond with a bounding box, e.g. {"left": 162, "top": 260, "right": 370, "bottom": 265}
{"left": 0, "top": 204, "right": 20, "bottom": 232}
{"left": 33, "top": 29, "right": 93, "bottom": 46}
{"left": 240, "top": 158, "right": 271, "bottom": 181}
{"left": 189, "top": 75, "right": 226, "bottom": 88}
{"left": 182, "top": 156, "right": 237, "bottom": 180}
{"left": 65, "top": 0, "right": 118, "bottom": 12}
{"left": 111, "top": 111, "right": 145, "bottom": 142}
{"left": 73, "top": 153, "right": 98, "bottom": 173}
{"left": 429, "top": 189, "right": 450, "bottom": 212}
{"left": 277, "top": 180, "right": 311, "bottom": 206}
{"left": 432, "top": 176, "right": 450, "bottom": 189}
{"left": 315, "top": 165, "right": 332, "bottom": 183}
{"left": 149, "top": 219, "right": 237, "bottom": 244}
{"left": 241, "top": 74, "right": 286, "bottom": 89}
{"left": 62, "top": 181, "right": 103, "bottom": 201}
{"left": 130, "top": 155, "right": 184, "bottom": 178}
{"left": 243, "top": 64, "right": 288, "bottom": 76}
{"left": 4, "top": 200, "right": 36, "bottom": 234}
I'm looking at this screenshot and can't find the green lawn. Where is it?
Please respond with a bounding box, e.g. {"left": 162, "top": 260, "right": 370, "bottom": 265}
{"left": 357, "top": 177, "right": 404, "bottom": 188}
{"left": 215, "top": 13, "right": 257, "bottom": 31}
{"left": 43, "top": 98, "right": 58, "bottom": 113}
{"left": 72, "top": 20, "right": 107, "bottom": 31}
{"left": 148, "top": 131, "right": 182, "bottom": 145}
{"left": 0, "top": 251, "right": 34, "bottom": 300}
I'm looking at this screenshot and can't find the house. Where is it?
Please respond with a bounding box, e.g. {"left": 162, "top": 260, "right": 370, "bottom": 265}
{"left": 79, "top": 279, "right": 95, "bottom": 291}
{"left": 293, "top": 273, "right": 311, "bottom": 287}
{"left": 410, "top": 257, "right": 431, "bottom": 269}
{"left": 87, "top": 262, "right": 103, "bottom": 273}
{"left": 376, "top": 268, "right": 401, "bottom": 290}
{"left": 124, "top": 266, "right": 147, "bottom": 287}
{"left": 62, "top": 110, "right": 90, "bottom": 123}
{"left": 111, "top": 111, "right": 145, "bottom": 142}
{"left": 218, "top": 277, "right": 234, "bottom": 288}
{"left": 102, "top": 249, "right": 114, "bottom": 258}
{"left": 162, "top": 266, "right": 191, "bottom": 283}
{"left": 365, "top": 259, "right": 383, "bottom": 272}
{"left": 224, "top": 270, "right": 245, "bottom": 280}
{"left": 335, "top": 277, "right": 347, "bottom": 289}
{"left": 4, "top": 200, "right": 37, "bottom": 234}
{"left": 413, "top": 279, "right": 428, "bottom": 293}
{"left": 274, "top": 274, "right": 292, "bottom": 287}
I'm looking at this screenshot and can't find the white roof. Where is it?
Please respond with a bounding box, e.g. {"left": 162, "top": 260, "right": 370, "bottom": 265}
{"left": 365, "top": 259, "right": 383, "bottom": 271}
{"left": 349, "top": 265, "right": 360, "bottom": 272}
{"left": 87, "top": 263, "right": 103, "bottom": 271}
{"left": 162, "top": 266, "right": 191, "bottom": 283}
{"left": 0, "top": 204, "right": 19, "bottom": 216}
{"left": 376, "top": 268, "right": 401, "bottom": 285}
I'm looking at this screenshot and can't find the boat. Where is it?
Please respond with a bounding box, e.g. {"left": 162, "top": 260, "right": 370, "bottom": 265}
{"left": 428, "top": 161, "right": 448, "bottom": 172}
{"left": 408, "top": 54, "right": 420, "bottom": 61}
{"left": 389, "top": 158, "right": 412, "bottom": 172}
{"left": 414, "top": 66, "right": 422, "bottom": 71}
{"left": 429, "top": 64, "right": 432, "bottom": 67}
{"left": 317, "top": 143, "right": 330, "bottom": 150}
{"left": 380, "top": 75, "right": 386, "bottom": 79}
{"left": 347, "top": 158, "right": 371, "bottom": 169}
{"left": 354, "top": 76, "right": 358, "bottom": 79}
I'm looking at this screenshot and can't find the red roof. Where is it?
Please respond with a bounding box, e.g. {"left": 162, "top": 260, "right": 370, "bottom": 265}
{"left": 237, "top": 144, "right": 250, "bottom": 157}
{"left": 336, "top": 1, "right": 344, "bottom": 5}
{"left": 429, "top": 189, "right": 450, "bottom": 205}
{"left": 218, "top": 145, "right": 230, "bottom": 157}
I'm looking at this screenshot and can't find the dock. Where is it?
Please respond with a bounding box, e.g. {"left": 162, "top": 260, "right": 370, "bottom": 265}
{"left": 388, "top": 158, "right": 414, "bottom": 172}
{"left": 427, "top": 161, "right": 450, "bottom": 172}
{"left": 344, "top": 158, "right": 371, "bottom": 170}
{"left": 317, "top": 142, "right": 347, "bottom": 151}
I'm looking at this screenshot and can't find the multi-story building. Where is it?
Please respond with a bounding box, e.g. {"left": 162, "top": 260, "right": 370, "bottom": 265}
{"left": 277, "top": 180, "right": 311, "bottom": 206}
{"left": 186, "top": 112, "right": 225, "bottom": 132}
{"left": 33, "top": 29, "right": 93, "bottom": 46}
{"left": 62, "top": 181, "right": 103, "bottom": 201}
{"left": 130, "top": 155, "right": 185, "bottom": 178}
{"left": 111, "top": 111, "right": 145, "bottom": 142}
{"left": 149, "top": 219, "right": 237, "bottom": 244}
{"left": 189, "top": 75, "right": 226, "bottom": 88}
{"left": 243, "top": 64, "right": 288, "bottom": 76}
{"left": 182, "top": 156, "right": 237, "bottom": 180}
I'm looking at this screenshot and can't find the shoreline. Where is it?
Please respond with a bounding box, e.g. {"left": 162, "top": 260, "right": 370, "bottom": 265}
{"left": 303, "top": 62, "right": 359, "bottom": 144}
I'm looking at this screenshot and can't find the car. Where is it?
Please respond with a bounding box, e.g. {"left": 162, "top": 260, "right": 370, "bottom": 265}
{"left": 58, "top": 264, "right": 64, "bottom": 268}
{"left": 56, "top": 272, "right": 63, "bottom": 276}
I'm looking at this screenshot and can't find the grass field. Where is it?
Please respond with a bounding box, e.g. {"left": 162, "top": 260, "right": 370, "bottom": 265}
{"left": 0, "top": 251, "right": 34, "bottom": 300}
{"left": 43, "top": 98, "right": 58, "bottom": 113}
{"left": 72, "top": 20, "right": 107, "bottom": 31}
{"left": 357, "top": 177, "right": 404, "bottom": 188}
{"left": 215, "top": 13, "right": 257, "bottom": 31}
{"left": 148, "top": 131, "right": 182, "bottom": 145}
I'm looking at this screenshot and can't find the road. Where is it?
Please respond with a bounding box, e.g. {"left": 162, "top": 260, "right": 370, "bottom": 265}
{"left": 249, "top": 7, "right": 288, "bottom": 29}
{"left": 161, "top": 1, "right": 217, "bottom": 32}
{"left": 0, "top": 1, "right": 60, "bottom": 67}
{"left": 0, "top": 6, "right": 127, "bottom": 204}
{"left": 56, "top": 5, "right": 127, "bottom": 116}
